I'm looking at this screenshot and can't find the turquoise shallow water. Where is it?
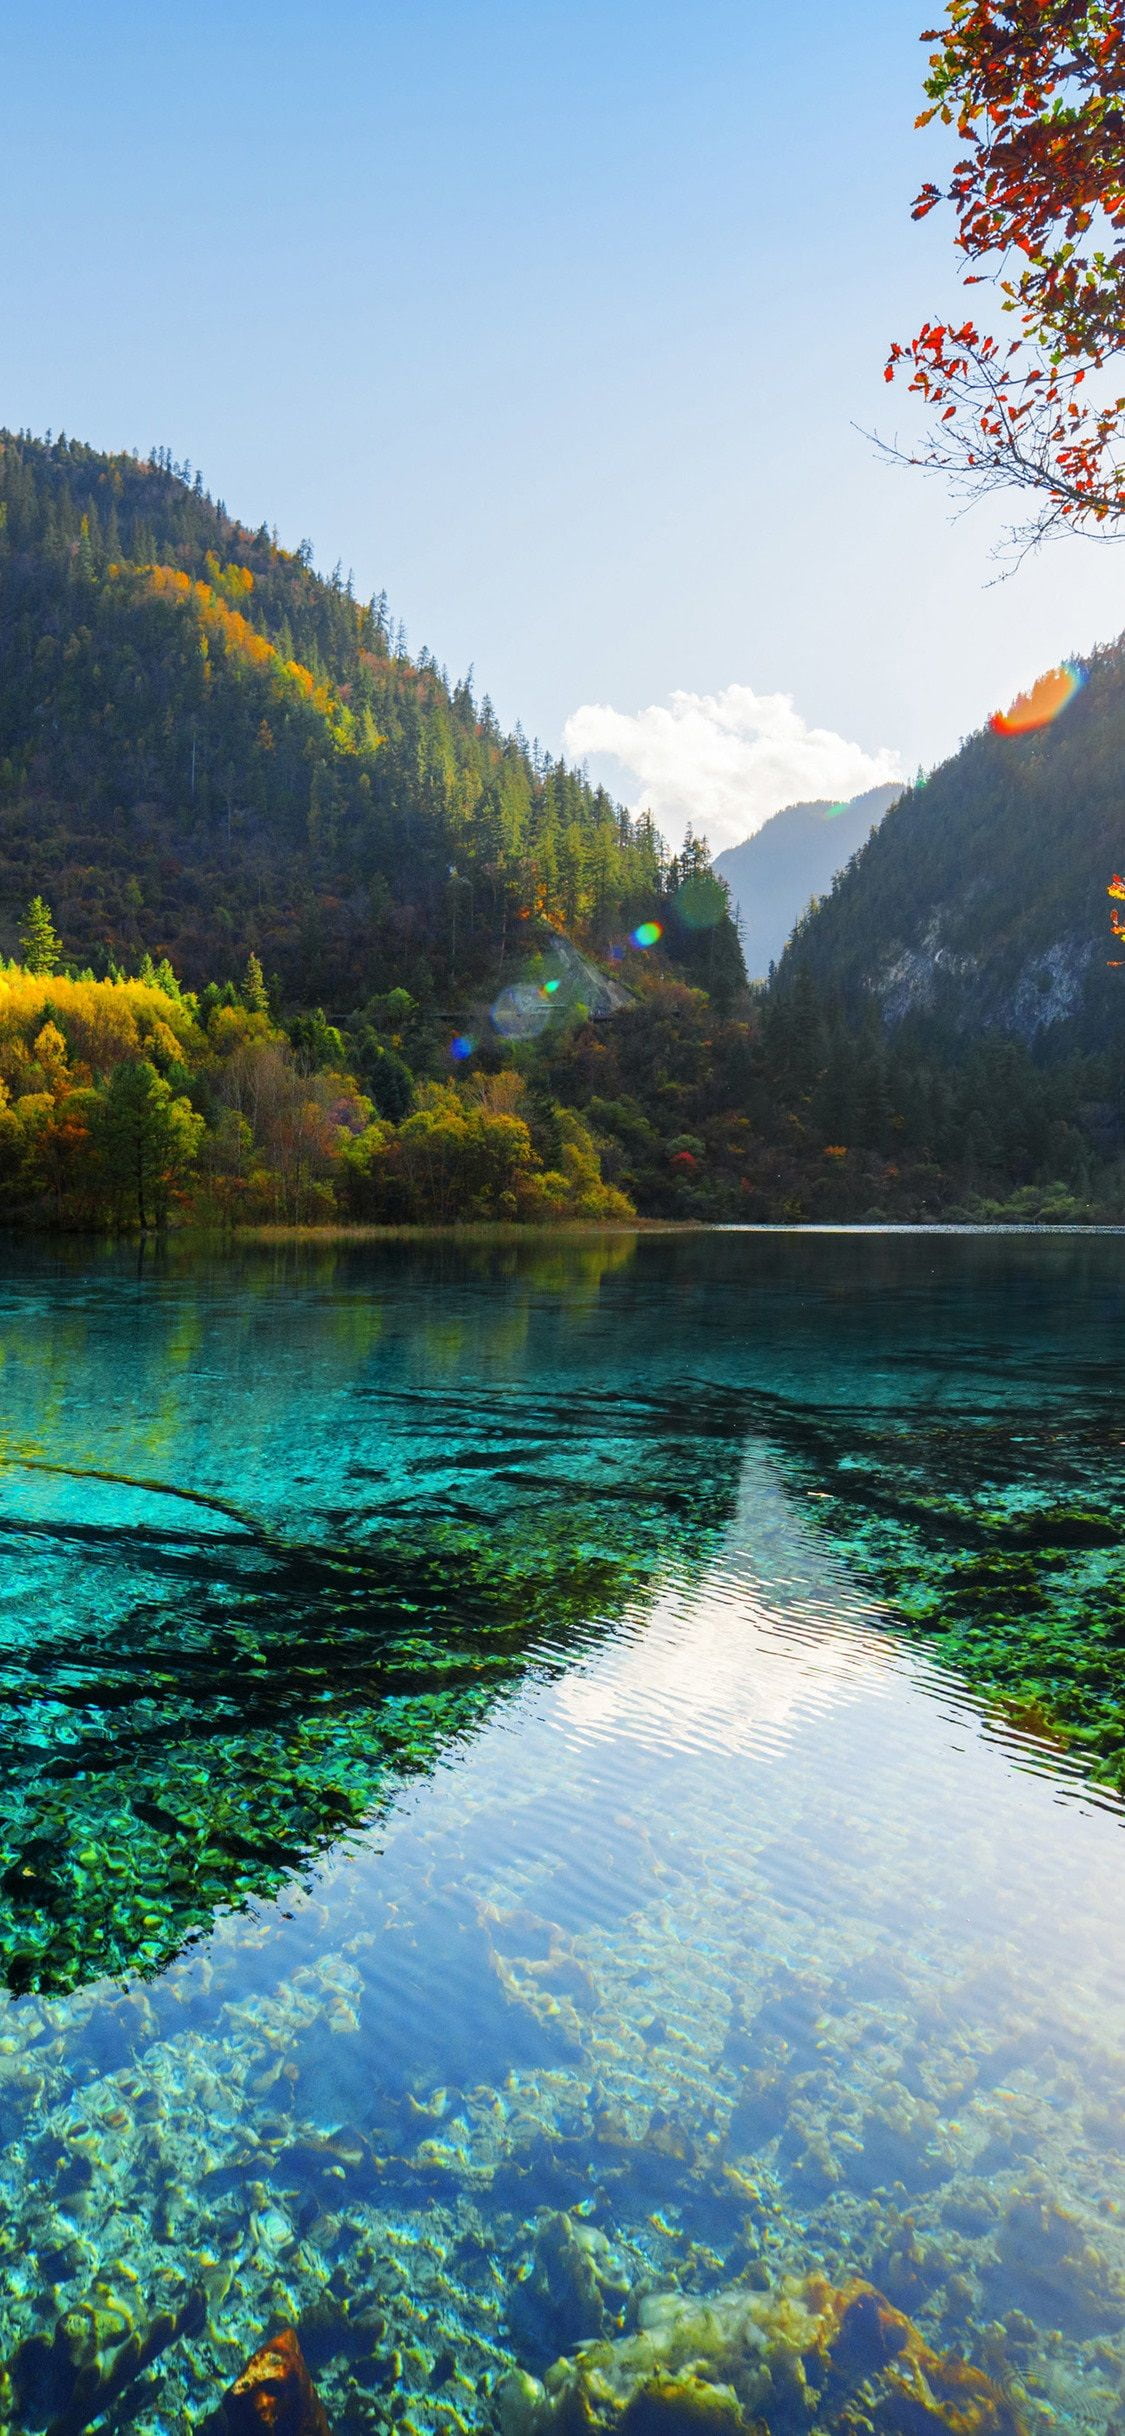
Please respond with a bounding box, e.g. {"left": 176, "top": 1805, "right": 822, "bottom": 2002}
{"left": 0, "top": 1232, "right": 1123, "bottom": 2435}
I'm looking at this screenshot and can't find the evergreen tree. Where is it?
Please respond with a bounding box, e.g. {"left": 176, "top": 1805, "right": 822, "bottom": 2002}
{"left": 0, "top": 430, "right": 723, "bottom": 1006}
{"left": 242, "top": 951, "right": 269, "bottom": 1013}
{"left": 20, "top": 896, "right": 61, "bottom": 976}
{"left": 93, "top": 1060, "right": 204, "bottom": 1230}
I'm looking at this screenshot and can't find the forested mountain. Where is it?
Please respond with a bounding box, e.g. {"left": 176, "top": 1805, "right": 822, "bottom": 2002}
{"left": 714, "top": 783, "right": 901, "bottom": 978}
{"left": 4, "top": 428, "right": 1125, "bottom": 1231}
{"left": 0, "top": 431, "right": 740, "bottom": 1009}
{"left": 776, "top": 648, "right": 1125, "bottom": 1052}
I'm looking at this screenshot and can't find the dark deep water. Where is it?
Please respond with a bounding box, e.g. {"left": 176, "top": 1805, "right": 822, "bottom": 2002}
{"left": 0, "top": 1230, "right": 1123, "bottom": 2435}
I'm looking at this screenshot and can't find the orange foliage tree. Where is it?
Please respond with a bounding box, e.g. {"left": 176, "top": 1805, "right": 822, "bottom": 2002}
{"left": 140, "top": 566, "right": 350, "bottom": 734}
{"left": 885, "top": 0, "right": 1125, "bottom": 543}
{"left": 1107, "top": 870, "right": 1125, "bottom": 961}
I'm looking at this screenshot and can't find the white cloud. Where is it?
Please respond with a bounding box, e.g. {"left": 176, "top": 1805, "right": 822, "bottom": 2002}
{"left": 563, "top": 683, "right": 905, "bottom": 855}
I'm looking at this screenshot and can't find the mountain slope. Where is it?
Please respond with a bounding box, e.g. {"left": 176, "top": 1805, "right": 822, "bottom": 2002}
{"left": 0, "top": 432, "right": 740, "bottom": 1010}
{"left": 714, "top": 783, "right": 901, "bottom": 979}
{"left": 776, "top": 646, "right": 1125, "bottom": 1050}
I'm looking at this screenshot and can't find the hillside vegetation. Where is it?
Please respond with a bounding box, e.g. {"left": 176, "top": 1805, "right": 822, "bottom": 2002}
{"left": 0, "top": 431, "right": 740, "bottom": 1009}
{"left": 776, "top": 648, "right": 1125, "bottom": 1050}
{"left": 4, "top": 430, "right": 1125, "bottom": 1229}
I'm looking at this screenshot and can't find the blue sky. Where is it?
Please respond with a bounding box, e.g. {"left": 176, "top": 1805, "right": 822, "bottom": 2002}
{"left": 4, "top": 0, "right": 1124, "bottom": 849}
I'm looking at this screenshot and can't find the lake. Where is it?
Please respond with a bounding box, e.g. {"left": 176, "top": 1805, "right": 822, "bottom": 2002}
{"left": 0, "top": 1230, "right": 1123, "bottom": 2436}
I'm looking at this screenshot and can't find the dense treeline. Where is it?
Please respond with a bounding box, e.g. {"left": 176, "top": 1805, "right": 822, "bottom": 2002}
{"left": 2, "top": 932, "right": 1118, "bottom": 1232}
{"left": 536, "top": 965, "right": 1123, "bottom": 1221}
{"left": 0, "top": 431, "right": 740, "bottom": 1010}
{"left": 0, "top": 960, "right": 636, "bottom": 1228}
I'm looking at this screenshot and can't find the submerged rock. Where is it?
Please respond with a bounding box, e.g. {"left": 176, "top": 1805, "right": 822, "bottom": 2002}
{"left": 989, "top": 2192, "right": 1125, "bottom": 2335}
{"left": 212, "top": 2327, "right": 331, "bottom": 2436}
{"left": 496, "top": 2274, "right": 1026, "bottom": 2436}
{"left": 509, "top": 2211, "right": 632, "bottom": 2364}
{"left": 3, "top": 2282, "right": 204, "bottom": 2436}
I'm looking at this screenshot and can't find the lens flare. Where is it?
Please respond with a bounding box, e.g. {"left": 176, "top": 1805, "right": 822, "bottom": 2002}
{"left": 631, "top": 921, "right": 662, "bottom": 948}
{"left": 450, "top": 1034, "right": 475, "bottom": 1061}
{"left": 491, "top": 984, "right": 552, "bottom": 1040}
{"left": 990, "top": 663, "right": 1084, "bottom": 737}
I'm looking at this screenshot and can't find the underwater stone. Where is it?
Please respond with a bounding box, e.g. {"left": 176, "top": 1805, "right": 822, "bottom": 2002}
{"left": 941, "top": 2188, "right": 1000, "bottom": 2237}
{"left": 851, "top": 2090, "right": 951, "bottom": 2192}
{"left": 3, "top": 2282, "right": 204, "bottom": 2436}
{"left": 777, "top": 2106, "right": 841, "bottom": 2199}
{"left": 990, "top": 2194, "right": 1125, "bottom": 2335}
{"left": 496, "top": 2274, "right": 1027, "bottom": 2436}
{"left": 213, "top": 2325, "right": 331, "bottom": 2435}
{"left": 499, "top": 2364, "right": 553, "bottom": 2436}
{"left": 485, "top": 1907, "right": 558, "bottom": 1962}
{"left": 868, "top": 2213, "right": 944, "bottom": 2312}
{"left": 725, "top": 2068, "right": 790, "bottom": 2156}
{"left": 509, "top": 2211, "right": 632, "bottom": 2365}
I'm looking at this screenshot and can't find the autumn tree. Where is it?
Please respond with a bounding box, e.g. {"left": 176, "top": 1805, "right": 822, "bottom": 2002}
{"left": 886, "top": 0, "right": 1125, "bottom": 542}
{"left": 20, "top": 896, "right": 62, "bottom": 976}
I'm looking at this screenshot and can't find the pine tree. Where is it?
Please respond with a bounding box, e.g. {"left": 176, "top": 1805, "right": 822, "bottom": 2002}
{"left": 21, "top": 895, "right": 62, "bottom": 976}
{"left": 242, "top": 950, "right": 269, "bottom": 1014}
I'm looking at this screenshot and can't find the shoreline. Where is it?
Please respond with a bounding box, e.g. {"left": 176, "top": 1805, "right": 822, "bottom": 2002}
{"left": 5, "top": 1217, "right": 1125, "bottom": 1245}
{"left": 179, "top": 1216, "right": 1125, "bottom": 1240}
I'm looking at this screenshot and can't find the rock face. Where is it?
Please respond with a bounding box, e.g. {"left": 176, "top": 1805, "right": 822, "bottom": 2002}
{"left": 215, "top": 2328, "right": 331, "bottom": 2436}
{"left": 771, "top": 642, "right": 1125, "bottom": 1051}
{"left": 545, "top": 933, "right": 634, "bottom": 1020}
{"left": 496, "top": 2275, "right": 1025, "bottom": 2436}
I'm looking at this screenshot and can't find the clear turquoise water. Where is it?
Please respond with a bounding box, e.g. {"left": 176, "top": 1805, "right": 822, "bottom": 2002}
{"left": 0, "top": 1232, "right": 1123, "bottom": 2434}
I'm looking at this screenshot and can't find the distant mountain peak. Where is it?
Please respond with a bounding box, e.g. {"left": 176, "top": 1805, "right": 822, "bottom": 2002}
{"left": 714, "top": 783, "right": 902, "bottom": 979}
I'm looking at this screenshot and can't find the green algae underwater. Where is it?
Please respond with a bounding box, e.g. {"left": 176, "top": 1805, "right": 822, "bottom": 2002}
{"left": 0, "top": 1228, "right": 1123, "bottom": 2436}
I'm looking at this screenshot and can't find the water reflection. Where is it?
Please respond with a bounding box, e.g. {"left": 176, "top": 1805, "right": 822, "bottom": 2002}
{"left": 0, "top": 1243, "right": 745, "bottom": 1993}
{"left": 0, "top": 1234, "right": 1122, "bottom": 2436}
